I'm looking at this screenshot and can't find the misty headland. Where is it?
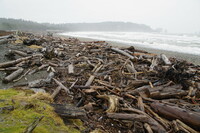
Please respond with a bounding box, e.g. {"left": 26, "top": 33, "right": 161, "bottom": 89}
{"left": 1, "top": 18, "right": 200, "bottom": 65}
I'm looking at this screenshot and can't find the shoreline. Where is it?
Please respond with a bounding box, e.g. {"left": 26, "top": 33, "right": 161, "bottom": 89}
{"left": 58, "top": 34, "right": 200, "bottom": 65}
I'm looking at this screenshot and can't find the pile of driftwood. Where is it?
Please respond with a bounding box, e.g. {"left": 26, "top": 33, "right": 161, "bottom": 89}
{"left": 0, "top": 32, "right": 200, "bottom": 133}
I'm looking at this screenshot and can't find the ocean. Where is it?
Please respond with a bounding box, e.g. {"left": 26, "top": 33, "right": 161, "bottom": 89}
{"left": 61, "top": 32, "right": 200, "bottom": 56}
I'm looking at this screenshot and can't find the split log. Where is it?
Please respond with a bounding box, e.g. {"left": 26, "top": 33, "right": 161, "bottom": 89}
{"left": 150, "top": 102, "right": 200, "bottom": 130}
{"left": 160, "top": 54, "right": 171, "bottom": 65}
{"left": 111, "top": 47, "right": 135, "bottom": 60}
{"left": 0, "top": 54, "right": 43, "bottom": 68}
{"left": 3, "top": 68, "right": 24, "bottom": 83}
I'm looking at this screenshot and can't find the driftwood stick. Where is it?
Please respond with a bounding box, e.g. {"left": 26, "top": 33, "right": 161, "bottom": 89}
{"left": 23, "top": 116, "right": 44, "bottom": 133}
{"left": 51, "top": 86, "right": 62, "bottom": 99}
{"left": 176, "top": 119, "right": 198, "bottom": 133}
{"left": 107, "top": 113, "right": 147, "bottom": 121}
{"left": 0, "top": 54, "right": 43, "bottom": 68}
{"left": 9, "top": 50, "right": 27, "bottom": 57}
{"left": 150, "top": 102, "right": 200, "bottom": 130}
{"left": 85, "top": 65, "right": 103, "bottom": 86}
{"left": 111, "top": 47, "right": 135, "bottom": 60}
{"left": 137, "top": 96, "right": 145, "bottom": 112}
{"left": 53, "top": 78, "right": 70, "bottom": 94}
{"left": 29, "top": 64, "right": 49, "bottom": 75}
{"left": 68, "top": 64, "right": 74, "bottom": 74}
{"left": 97, "top": 95, "right": 119, "bottom": 113}
{"left": 13, "top": 69, "right": 31, "bottom": 82}
{"left": 3, "top": 68, "right": 24, "bottom": 83}
{"left": 121, "top": 107, "right": 166, "bottom": 132}
{"left": 0, "top": 67, "right": 19, "bottom": 71}
{"left": 107, "top": 113, "right": 166, "bottom": 132}
{"left": 144, "top": 123, "right": 153, "bottom": 133}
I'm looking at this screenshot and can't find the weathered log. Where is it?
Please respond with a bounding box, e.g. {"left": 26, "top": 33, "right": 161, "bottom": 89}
{"left": 28, "top": 72, "right": 54, "bottom": 88}
{"left": 111, "top": 47, "right": 135, "bottom": 60}
{"left": 121, "top": 108, "right": 166, "bottom": 132}
{"left": 51, "top": 104, "right": 86, "bottom": 118}
{"left": 0, "top": 67, "right": 19, "bottom": 71}
{"left": 0, "top": 54, "right": 43, "bottom": 68}
{"left": 107, "top": 112, "right": 166, "bottom": 132}
{"left": 160, "top": 54, "right": 171, "bottom": 65}
{"left": 150, "top": 102, "right": 200, "bottom": 130}
{"left": 13, "top": 69, "right": 31, "bottom": 82}
{"left": 0, "top": 35, "right": 12, "bottom": 40}
{"left": 176, "top": 119, "right": 199, "bottom": 133}
{"left": 3, "top": 68, "right": 24, "bottom": 83}
{"left": 9, "top": 50, "right": 28, "bottom": 57}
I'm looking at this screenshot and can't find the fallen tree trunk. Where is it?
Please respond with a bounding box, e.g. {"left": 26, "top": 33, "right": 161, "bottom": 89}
{"left": 150, "top": 102, "right": 200, "bottom": 130}
{"left": 3, "top": 68, "right": 24, "bottom": 83}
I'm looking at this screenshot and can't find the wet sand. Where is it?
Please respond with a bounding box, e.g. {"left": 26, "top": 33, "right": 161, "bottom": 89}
{"left": 59, "top": 34, "right": 200, "bottom": 65}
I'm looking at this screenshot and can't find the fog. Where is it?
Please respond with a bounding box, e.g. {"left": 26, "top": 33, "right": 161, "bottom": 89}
{"left": 0, "top": 0, "right": 200, "bottom": 33}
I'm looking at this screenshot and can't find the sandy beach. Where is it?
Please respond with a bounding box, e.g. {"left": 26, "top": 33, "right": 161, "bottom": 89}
{"left": 59, "top": 34, "right": 200, "bottom": 65}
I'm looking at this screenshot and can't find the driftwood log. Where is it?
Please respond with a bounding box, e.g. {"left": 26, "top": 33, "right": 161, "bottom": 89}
{"left": 150, "top": 102, "right": 200, "bottom": 130}
{"left": 0, "top": 54, "right": 43, "bottom": 68}
{"left": 3, "top": 68, "right": 24, "bottom": 83}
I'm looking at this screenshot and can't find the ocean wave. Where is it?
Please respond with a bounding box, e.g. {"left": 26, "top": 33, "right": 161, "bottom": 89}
{"left": 61, "top": 32, "right": 200, "bottom": 55}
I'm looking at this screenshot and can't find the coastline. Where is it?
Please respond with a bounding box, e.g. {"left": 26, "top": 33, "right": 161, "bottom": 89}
{"left": 58, "top": 34, "right": 200, "bottom": 65}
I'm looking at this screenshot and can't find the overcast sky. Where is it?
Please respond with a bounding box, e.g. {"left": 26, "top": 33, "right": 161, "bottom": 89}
{"left": 0, "top": 0, "right": 200, "bottom": 33}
